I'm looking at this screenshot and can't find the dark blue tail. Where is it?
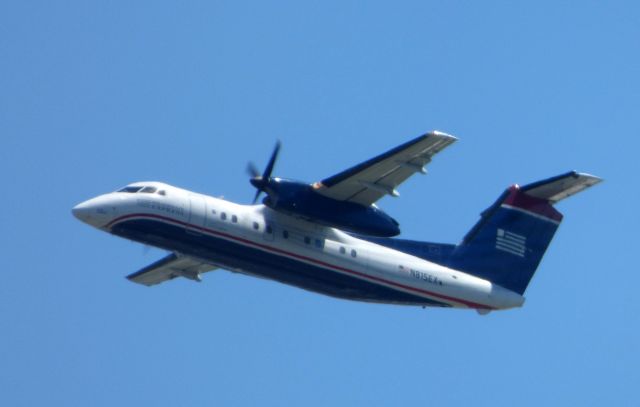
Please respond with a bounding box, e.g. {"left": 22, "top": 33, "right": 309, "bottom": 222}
{"left": 364, "top": 172, "right": 601, "bottom": 295}
{"left": 446, "top": 186, "right": 561, "bottom": 294}
{"left": 447, "top": 171, "right": 600, "bottom": 294}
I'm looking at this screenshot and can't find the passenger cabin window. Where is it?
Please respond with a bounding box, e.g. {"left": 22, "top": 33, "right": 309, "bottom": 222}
{"left": 339, "top": 246, "right": 346, "bottom": 254}
{"left": 253, "top": 222, "right": 260, "bottom": 230}
{"left": 231, "top": 215, "right": 238, "bottom": 223}
{"left": 140, "top": 186, "right": 157, "bottom": 193}
{"left": 351, "top": 249, "right": 357, "bottom": 258}
{"left": 304, "top": 236, "right": 311, "bottom": 245}
{"left": 314, "top": 239, "right": 323, "bottom": 248}
{"left": 282, "top": 230, "right": 289, "bottom": 239}
{"left": 266, "top": 225, "right": 273, "bottom": 234}
{"left": 221, "top": 212, "right": 227, "bottom": 221}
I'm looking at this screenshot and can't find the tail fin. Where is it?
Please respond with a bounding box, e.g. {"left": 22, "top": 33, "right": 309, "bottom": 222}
{"left": 449, "top": 171, "right": 601, "bottom": 295}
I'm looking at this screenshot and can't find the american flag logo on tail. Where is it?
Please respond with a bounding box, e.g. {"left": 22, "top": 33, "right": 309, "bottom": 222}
{"left": 496, "top": 229, "right": 526, "bottom": 257}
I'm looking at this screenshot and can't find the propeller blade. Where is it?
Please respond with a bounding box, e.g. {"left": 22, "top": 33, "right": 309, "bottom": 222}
{"left": 248, "top": 140, "right": 282, "bottom": 205}
{"left": 246, "top": 162, "right": 260, "bottom": 178}
{"left": 252, "top": 189, "right": 262, "bottom": 205}
{"left": 262, "top": 140, "right": 281, "bottom": 180}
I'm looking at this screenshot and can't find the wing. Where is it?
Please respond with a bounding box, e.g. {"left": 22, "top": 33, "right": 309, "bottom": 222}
{"left": 126, "top": 253, "right": 217, "bottom": 286}
{"left": 313, "top": 131, "right": 457, "bottom": 206}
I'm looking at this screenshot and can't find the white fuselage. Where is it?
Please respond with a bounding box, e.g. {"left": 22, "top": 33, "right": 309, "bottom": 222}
{"left": 73, "top": 182, "right": 525, "bottom": 311}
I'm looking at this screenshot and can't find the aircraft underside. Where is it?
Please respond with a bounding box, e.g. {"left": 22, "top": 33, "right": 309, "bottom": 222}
{"left": 111, "top": 217, "right": 449, "bottom": 307}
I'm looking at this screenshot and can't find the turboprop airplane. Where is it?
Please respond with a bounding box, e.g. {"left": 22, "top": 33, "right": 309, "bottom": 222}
{"left": 72, "top": 131, "right": 601, "bottom": 313}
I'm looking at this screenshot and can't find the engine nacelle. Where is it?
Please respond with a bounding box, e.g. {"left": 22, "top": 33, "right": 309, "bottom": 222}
{"left": 262, "top": 178, "right": 400, "bottom": 237}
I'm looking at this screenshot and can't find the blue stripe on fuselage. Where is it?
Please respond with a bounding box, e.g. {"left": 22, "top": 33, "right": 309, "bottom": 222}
{"left": 110, "top": 216, "right": 450, "bottom": 306}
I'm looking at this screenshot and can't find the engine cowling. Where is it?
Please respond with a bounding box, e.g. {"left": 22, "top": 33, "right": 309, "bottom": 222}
{"left": 261, "top": 178, "right": 400, "bottom": 237}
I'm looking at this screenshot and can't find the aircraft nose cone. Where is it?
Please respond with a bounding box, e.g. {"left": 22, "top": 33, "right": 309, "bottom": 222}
{"left": 72, "top": 196, "right": 116, "bottom": 228}
{"left": 72, "top": 201, "right": 92, "bottom": 222}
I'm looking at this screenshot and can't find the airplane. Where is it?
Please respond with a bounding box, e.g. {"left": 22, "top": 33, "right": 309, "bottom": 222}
{"left": 72, "top": 131, "right": 601, "bottom": 313}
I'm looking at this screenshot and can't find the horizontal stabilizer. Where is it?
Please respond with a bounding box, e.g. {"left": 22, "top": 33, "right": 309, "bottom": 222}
{"left": 521, "top": 171, "right": 602, "bottom": 203}
{"left": 127, "top": 253, "right": 217, "bottom": 286}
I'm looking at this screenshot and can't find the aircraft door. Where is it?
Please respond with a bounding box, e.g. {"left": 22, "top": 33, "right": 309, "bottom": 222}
{"left": 188, "top": 195, "right": 207, "bottom": 230}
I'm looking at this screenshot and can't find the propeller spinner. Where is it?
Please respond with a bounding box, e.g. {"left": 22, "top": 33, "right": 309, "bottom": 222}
{"left": 247, "top": 141, "right": 281, "bottom": 204}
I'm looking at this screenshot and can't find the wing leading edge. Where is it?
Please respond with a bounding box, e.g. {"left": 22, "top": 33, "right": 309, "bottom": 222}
{"left": 314, "top": 131, "right": 457, "bottom": 206}
{"left": 127, "top": 253, "right": 217, "bottom": 286}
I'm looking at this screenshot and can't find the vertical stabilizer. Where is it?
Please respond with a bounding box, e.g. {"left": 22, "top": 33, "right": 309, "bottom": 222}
{"left": 448, "top": 171, "right": 601, "bottom": 295}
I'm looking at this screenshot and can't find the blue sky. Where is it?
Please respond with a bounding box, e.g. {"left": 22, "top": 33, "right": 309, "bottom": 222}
{"left": 2, "top": 1, "right": 639, "bottom": 406}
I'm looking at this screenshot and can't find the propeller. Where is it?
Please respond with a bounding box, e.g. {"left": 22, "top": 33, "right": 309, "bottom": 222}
{"left": 247, "top": 141, "right": 281, "bottom": 204}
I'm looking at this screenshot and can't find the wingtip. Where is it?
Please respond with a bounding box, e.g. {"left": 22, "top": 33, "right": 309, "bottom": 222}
{"left": 571, "top": 171, "right": 604, "bottom": 186}
{"left": 429, "top": 130, "right": 458, "bottom": 142}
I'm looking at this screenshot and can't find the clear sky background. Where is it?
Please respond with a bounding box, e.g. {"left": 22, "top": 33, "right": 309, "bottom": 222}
{"left": 2, "top": 1, "right": 639, "bottom": 406}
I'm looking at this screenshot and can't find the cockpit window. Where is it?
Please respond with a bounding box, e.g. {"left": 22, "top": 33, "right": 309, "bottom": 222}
{"left": 140, "top": 186, "right": 157, "bottom": 193}
{"left": 118, "top": 186, "right": 143, "bottom": 193}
